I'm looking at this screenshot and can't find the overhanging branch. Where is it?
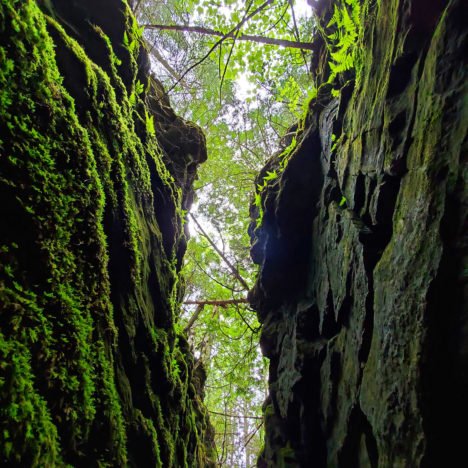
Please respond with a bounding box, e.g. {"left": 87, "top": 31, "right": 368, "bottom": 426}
{"left": 142, "top": 23, "right": 314, "bottom": 50}
{"left": 184, "top": 299, "right": 249, "bottom": 307}
{"left": 148, "top": 0, "right": 275, "bottom": 92}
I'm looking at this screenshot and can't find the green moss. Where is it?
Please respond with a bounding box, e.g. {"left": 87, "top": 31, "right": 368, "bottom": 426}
{"left": 277, "top": 443, "right": 298, "bottom": 468}
{"left": 0, "top": 0, "right": 113, "bottom": 461}
{"left": 0, "top": 319, "right": 62, "bottom": 466}
{"left": 0, "top": 0, "right": 215, "bottom": 465}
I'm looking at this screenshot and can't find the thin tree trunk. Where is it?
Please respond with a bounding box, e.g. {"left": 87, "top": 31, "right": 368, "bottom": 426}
{"left": 142, "top": 23, "right": 315, "bottom": 50}
{"left": 133, "top": 0, "right": 143, "bottom": 14}
{"left": 200, "top": 312, "right": 214, "bottom": 365}
{"left": 243, "top": 400, "right": 250, "bottom": 467}
{"left": 149, "top": 47, "right": 190, "bottom": 89}
{"left": 243, "top": 421, "right": 264, "bottom": 449}
{"left": 189, "top": 214, "right": 250, "bottom": 291}
{"left": 227, "top": 405, "right": 235, "bottom": 468}
{"left": 184, "top": 303, "right": 204, "bottom": 333}
{"left": 288, "top": 0, "right": 310, "bottom": 69}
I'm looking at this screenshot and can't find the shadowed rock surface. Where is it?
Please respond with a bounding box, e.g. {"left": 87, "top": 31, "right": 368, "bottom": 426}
{"left": 0, "top": 0, "right": 214, "bottom": 465}
{"left": 250, "top": 0, "right": 467, "bottom": 466}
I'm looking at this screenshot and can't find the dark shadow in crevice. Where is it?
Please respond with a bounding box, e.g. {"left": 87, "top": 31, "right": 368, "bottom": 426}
{"left": 320, "top": 289, "right": 342, "bottom": 339}
{"left": 338, "top": 405, "right": 379, "bottom": 468}
{"left": 293, "top": 347, "right": 328, "bottom": 467}
{"left": 386, "top": 52, "right": 417, "bottom": 98}
{"left": 420, "top": 190, "right": 466, "bottom": 467}
{"left": 353, "top": 173, "right": 366, "bottom": 215}
{"left": 360, "top": 173, "right": 401, "bottom": 269}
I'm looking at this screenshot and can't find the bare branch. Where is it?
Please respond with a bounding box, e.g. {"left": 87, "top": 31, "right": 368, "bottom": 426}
{"left": 244, "top": 421, "right": 264, "bottom": 447}
{"left": 142, "top": 23, "right": 314, "bottom": 50}
{"left": 184, "top": 298, "right": 248, "bottom": 307}
{"left": 233, "top": 303, "right": 260, "bottom": 334}
{"left": 288, "top": 0, "right": 310, "bottom": 70}
{"left": 133, "top": 0, "right": 143, "bottom": 14}
{"left": 148, "top": 46, "right": 190, "bottom": 90}
{"left": 189, "top": 252, "right": 243, "bottom": 293}
{"left": 209, "top": 410, "right": 263, "bottom": 420}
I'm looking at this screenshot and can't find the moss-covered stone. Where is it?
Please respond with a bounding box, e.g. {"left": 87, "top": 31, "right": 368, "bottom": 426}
{"left": 0, "top": 0, "right": 214, "bottom": 465}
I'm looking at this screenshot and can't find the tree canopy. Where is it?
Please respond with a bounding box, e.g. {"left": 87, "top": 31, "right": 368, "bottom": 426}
{"left": 134, "top": 0, "right": 317, "bottom": 465}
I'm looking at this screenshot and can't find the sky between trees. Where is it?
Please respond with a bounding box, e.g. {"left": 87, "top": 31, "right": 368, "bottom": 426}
{"left": 135, "top": 1, "right": 315, "bottom": 465}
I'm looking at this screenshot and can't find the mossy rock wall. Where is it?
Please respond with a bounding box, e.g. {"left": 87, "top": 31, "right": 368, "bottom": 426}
{"left": 250, "top": 0, "right": 467, "bottom": 466}
{"left": 0, "top": 0, "right": 214, "bottom": 466}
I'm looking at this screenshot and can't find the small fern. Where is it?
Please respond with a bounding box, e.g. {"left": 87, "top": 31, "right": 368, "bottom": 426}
{"left": 123, "top": 17, "right": 145, "bottom": 55}
{"left": 145, "top": 111, "right": 155, "bottom": 137}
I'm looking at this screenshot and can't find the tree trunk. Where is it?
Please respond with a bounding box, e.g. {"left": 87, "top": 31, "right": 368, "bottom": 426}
{"left": 243, "top": 400, "right": 250, "bottom": 467}
{"left": 189, "top": 214, "right": 250, "bottom": 291}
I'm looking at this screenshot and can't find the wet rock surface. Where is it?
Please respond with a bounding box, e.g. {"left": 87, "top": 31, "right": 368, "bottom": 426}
{"left": 250, "top": 0, "right": 467, "bottom": 466}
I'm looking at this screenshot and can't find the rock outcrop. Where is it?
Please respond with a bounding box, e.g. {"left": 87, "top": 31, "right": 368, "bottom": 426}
{"left": 250, "top": 0, "right": 467, "bottom": 466}
{"left": 0, "top": 0, "right": 214, "bottom": 465}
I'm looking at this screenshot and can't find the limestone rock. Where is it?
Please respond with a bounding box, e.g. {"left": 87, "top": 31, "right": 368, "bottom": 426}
{"left": 250, "top": 0, "right": 467, "bottom": 465}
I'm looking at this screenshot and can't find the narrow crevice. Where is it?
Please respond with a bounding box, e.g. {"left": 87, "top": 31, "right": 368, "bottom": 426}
{"left": 338, "top": 404, "right": 379, "bottom": 468}
{"left": 320, "top": 289, "right": 341, "bottom": 339}
{"left": 420, "top": 191, "right": 466, "bottom": 467}
{"left": 358, "top": 273, "right": 374, "bottom": 365}
{"left": 353, "top": 173, "right": 366, "bottom": 215}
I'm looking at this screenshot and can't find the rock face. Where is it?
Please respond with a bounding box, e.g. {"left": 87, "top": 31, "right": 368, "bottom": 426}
{"left": 0, "top": 0, "right": 214, "bottom": 466}
{"left": 250, "top": 0, "right": 467, "bottom": 466}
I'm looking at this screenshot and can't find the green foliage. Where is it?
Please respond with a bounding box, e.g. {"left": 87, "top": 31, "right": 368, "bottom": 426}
{"left": 124, "top": 15, "right": 145, "bottom": 54}
{"left": 134, "top": 2, "right": 316, "bottom": 463}
{"left": 129, "top": 79, "right": 145, "bottom": 106}
{"left": 134, "top": 0, "right": 366, "bottom": 465}
{"left": 280, "top": 76, "right": 303, "bottom": 119}
{"left": 181, "top": 228, "right": 266, "bottom": 464}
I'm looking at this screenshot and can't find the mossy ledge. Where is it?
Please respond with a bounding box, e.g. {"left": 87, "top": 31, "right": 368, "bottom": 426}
{"left": 0, "top": 0, "right": 214, "bottom": 465}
